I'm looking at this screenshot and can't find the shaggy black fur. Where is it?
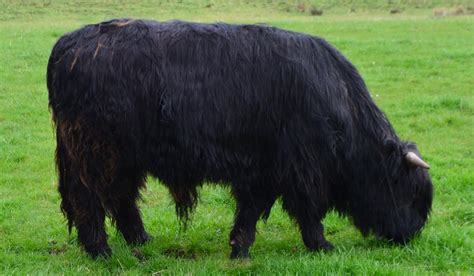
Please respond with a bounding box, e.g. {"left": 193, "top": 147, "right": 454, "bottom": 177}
{"left": 47, "top": 19, "right": 433, "bottom": 259}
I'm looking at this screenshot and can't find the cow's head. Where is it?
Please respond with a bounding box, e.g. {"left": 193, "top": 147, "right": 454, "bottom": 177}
{"left": 341, "top": 140, "right": 433, "bottom": 244}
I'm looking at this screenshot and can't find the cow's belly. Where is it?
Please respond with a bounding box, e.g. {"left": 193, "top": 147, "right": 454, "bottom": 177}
{"left": 145, "top": 126, "right": 275, "bottom": 186}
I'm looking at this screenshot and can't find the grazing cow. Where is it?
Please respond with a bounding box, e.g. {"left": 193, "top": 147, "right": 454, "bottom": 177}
{"left": 47, "top": 19, "right": 433, "bottom": 259}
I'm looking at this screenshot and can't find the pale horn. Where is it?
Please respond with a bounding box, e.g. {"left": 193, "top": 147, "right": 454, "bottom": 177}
{"left": 405, "top": 152, "right": 430, "bottom": 169}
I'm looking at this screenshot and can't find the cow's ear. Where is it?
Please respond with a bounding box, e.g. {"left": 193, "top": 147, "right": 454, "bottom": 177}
{"left": 383, "top": 138, "right": 400, "bottom": 155}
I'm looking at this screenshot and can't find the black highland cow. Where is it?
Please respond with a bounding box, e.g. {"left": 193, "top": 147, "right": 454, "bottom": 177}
{"left": 47, "top": 19, "right": 433, "bottom": 259}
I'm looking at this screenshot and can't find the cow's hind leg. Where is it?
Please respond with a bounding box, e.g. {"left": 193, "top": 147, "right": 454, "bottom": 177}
{"left": 56, "top": 121, "right": 116, "bottom": 258}
{"left": 107, "top": 169, "right": 151, "bottom": 245}
{"left": 57, "top": 131, "right": 111, "bottom": 258}
{"left": 229, "top": 180, "right": 277, "bottom": 259}
{"left": 281, "top": 187, "right": 334, "bottom": 252}
{"left": 71, "top": 183, "right": 111, "bottom": 258}
{"left": 57, "top": 151, "right": 110, "bottom": 257}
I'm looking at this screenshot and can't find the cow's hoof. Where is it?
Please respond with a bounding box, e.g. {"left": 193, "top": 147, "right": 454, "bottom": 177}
{"left": 86, "top": 244, "right": 112, "bottom": 259}
{"left": 230, "top": 245, "right": 250, "bottom": 259}
{"left": 138, "top": 232, "right": 153, "bottom": 245}
{"left": 317, "top": 240, "right": 334, "bottom": 252}
{"left": 134, "top": 232, "right": 153, "bottom": 246}
{"left": 125, "top": 231, "right": 152, "bottom": 246}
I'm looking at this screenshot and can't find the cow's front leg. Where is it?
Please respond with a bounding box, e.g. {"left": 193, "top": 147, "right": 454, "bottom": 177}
{"left": 299, "top": 220, "right": 334, "bottom": 251}
{"left": 229, "top": 183, "right": 277, "bottom": 259}
{"left": 282, "top": 189, "right": 334, "bottom": 252}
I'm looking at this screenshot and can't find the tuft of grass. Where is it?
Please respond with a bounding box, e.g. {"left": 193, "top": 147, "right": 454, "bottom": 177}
{"left": 1, "top": 1, "right": 473, "bottom": 274}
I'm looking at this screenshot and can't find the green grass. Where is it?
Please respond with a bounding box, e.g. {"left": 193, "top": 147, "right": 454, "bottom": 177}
{"left": 1, "top": 1, "right": 473, "bottom": 274}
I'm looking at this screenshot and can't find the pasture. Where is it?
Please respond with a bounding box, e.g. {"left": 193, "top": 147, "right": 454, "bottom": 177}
{"left": 0, "top": 1, "right": 473, "bottom": 274}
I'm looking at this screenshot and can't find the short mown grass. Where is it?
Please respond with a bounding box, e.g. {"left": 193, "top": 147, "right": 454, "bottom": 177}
{"left": 0, "top": 1, "right": 473, "bottom": 274}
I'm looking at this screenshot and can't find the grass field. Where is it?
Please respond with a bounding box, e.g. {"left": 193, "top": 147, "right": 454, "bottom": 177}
{"left": 1, "top": 1, "right": 473, "bottom": 274}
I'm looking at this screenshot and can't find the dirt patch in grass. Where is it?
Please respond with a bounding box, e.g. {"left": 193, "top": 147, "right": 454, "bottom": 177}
{"left": 310, "top": 6, "right": 323, "bottom": 16}
{"left": 132, "top": 248, "right": 147, "bottom": 262}
{"left": 433, "top": 5, "right": 474, "bottom": 17}
{"left": 390, "top": 8, "right": 402, "bottom": 14}
{"left": 48, "top": 240, "right": 67, "bottom": 255}
{"left": 162, "top": 246, "right": 197, "bottom": 259}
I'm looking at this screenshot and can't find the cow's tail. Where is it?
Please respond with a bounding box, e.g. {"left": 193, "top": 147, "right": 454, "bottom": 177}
{"left": 48, "top": 34, "right": 76, "bottom": 232}
{"left": 55, "top": 131, "right": 75, "bottom": 233}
